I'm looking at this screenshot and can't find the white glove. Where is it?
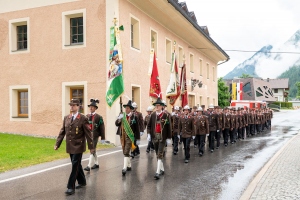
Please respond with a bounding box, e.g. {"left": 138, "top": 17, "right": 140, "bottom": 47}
{"left": 100, "top": 140, "right": 105, "bottom": 144}
{"left": 166, "top": 139, "right": 171, "bottom": 144}
{"left": 136, "top": 140, "right": 140, "bottom": 145}
{"left": 217, "top": 130, "right": 220, "bottom": 133}
{"left": 192, "top": 136, "right": 195, "bottom": 140}
{"left": 180, "top": 132, "right": 182, "bottom": 135}
{"left": 147, "top": 134, "right": 151, "bottom": 141}
{"left": 118, "top": 113, "right": 124, "bottom": 119}
{"left": 177, "top": 135, "right": 180, "bottom": 139}
{"left": 140, "top": 132, "right": 144, "bottom": 136}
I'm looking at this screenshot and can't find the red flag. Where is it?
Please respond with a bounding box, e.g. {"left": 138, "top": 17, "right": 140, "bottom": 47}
{"left": 149, "top": 52, "right": 162, "bottom": 98}
{"left": 167, "top": 53, "right": 180, "bottom": 105}
{"left": 180, "top": 64, "right": 188, "bottom": 107}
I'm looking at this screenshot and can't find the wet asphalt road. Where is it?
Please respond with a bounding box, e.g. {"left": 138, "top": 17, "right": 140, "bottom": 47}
{"left": 0, "top": 110, "right": 299, "bottom": 200}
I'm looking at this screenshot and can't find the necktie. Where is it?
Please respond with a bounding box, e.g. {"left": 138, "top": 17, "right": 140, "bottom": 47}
{"left": 71, "top": 116, "right": 74, "bottom": 122}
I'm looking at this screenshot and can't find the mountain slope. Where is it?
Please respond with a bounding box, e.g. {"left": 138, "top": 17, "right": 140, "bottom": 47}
{"left": 278, "top": 65, "right": 300, "bottom": 98}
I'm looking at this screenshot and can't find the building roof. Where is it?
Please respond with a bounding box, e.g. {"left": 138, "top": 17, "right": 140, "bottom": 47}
{"left": 264, "top": 78, "right": 289, "bottom": 89}
{"left": 168, "top": 0, "right": 229, "bottom": 60}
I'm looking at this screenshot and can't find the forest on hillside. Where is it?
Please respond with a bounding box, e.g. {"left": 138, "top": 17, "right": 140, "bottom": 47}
{"left": 278, "top": 65, "right": 300, "bottom": 99}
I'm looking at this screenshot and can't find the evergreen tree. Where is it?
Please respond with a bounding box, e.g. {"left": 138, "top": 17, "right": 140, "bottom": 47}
{"left": 218, "top": 77, "right": 231, "bottom": 107}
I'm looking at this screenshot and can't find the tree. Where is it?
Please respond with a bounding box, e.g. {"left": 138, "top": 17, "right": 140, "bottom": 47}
{"left": 295, "top": 81, "right": 300, "bottom": 100}
{"left": 218, "top": 77, "right": 231, "bottom": 107}
{"left": 239, "top": 73, "right": 252, "bottom": 78}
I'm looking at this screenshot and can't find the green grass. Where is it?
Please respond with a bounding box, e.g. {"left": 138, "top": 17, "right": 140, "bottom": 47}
{"left": 0, "top": 133, "right": 113, "bottom": 173}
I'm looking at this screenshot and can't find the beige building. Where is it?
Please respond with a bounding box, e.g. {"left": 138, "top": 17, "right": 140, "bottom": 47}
{"left": 0, "top": 0, "right": 229, "bottom": 144}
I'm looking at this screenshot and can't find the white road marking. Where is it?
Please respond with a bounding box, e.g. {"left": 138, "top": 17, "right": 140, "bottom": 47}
{"left": 0, "top": 144, "right": 147, "bottom": 184}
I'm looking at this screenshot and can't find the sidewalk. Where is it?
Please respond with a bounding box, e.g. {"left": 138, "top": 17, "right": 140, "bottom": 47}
{"left": 241, "top": 132, "right": 300, "bottom": 200}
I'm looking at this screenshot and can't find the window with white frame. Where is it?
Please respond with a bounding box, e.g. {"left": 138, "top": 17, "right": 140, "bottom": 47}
{"left": 62, "top": 9, "right": 86, "bottom": 49}
{"left": 131, "top": 16, "right": 140, "bottom": 50}
{"left": 10, "top": 85, "right": 31, "bottom": 121}
{"left": 190, "top": 54, "right": 194, "bottom": 73}
{"left": 166, "top": 39, "right": 172, "bottom": 63}
{"left": 9, "top": 17, "right": 30, "bottom": 54}
{"left": 207, "top": 63, "right": 210, "bottom": 79}
{"left": 199, "top": 59, "right": 203, "bottom": 76}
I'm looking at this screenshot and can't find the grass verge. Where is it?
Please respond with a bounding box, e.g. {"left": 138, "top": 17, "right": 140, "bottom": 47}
{"left": 0, "top": 133, "right": 113, "bottom": 173}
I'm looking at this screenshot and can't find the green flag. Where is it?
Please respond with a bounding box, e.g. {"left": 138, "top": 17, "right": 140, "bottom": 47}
{"left": 106, "top": 25, "right": 124, "bottom": 107}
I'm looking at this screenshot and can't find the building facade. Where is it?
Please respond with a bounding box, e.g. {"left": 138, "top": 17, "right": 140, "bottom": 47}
{"left": 0, "top": 0, "right": 229, "bottom": 144}
{"left": 264, "top": 78, "right": 289, "bottom": 102}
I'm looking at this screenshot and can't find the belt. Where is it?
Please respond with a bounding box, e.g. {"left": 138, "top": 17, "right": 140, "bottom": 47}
{"left": 155, "top": 132, "right": 161, "bottom": 134}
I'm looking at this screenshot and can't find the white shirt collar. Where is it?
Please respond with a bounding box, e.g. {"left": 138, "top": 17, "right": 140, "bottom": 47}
{"left": 72, "top": 112, "right": 79, "bottom": 119}
{"left": 91, "top": 112, "right": 96, "bottom": 116}
{"left": 156, "top": 111, "right": 162, "bottom": 115}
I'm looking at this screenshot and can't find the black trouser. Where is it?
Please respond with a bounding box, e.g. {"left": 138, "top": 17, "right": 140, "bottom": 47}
{"left": 246, "top": 125, "right": 250, "bottom": 136}
{"left": 173, "top": 133, "right": 179, "bottom": 153}
{"left": 182, "top": 137, "right": 191, "bottom": 160}
{"left": 238, "top": 127, "right": 244, "bottom": 139}
{"left": 196, "top": 135, "right": 206, "bottom": 154}
{"left": 256, "top": 124, "right": 261, "bottom": 133}
{"left": 146, "top": 140, "right": 154, "bottom": 151}
{"left": 67, "top": 153, "right": 86, "bottom": 189}
{"left": 194, "top": 135, "right": 198, "bottom": 146}
{"left": 216, "top": 130, "right": 221, "bottom": 147}
{"left": 223, "top": 128, "right": 230, "bottom": 145}
{"left": 250, "top": 124, "right": 255, "bottom": 135}
{"left": 230, "top": 128, "right": 236, "bottom": 143}
{"left": 208, "top": 131, "right": 216, "bottom": 150}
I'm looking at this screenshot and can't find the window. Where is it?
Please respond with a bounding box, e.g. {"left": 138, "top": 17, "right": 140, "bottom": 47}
{"left": 257, "top": 87, "right": 263, "bottom": 93}
{"left": 70, "top": 88, "right": 84, "bottom": 113}
{"left": 199, "top": 96, "right": 202, "bottom": 106}
{"left": 132, "top": 86, "right": 141, "bottom": 112}
{"left": 199, "top": 59, "right": 203, "bottom": 76}
{"left": 130, "top": 16, "right": 140, "bottom": 50}
{"left": 188, "top": 95, "right": 195, "bottom": 107}
{"left": 166, "top": 39, "right": 171, "bottom": 63}
{"left": 190, "top": 54, "right": 194, "bottom": 73}
{"left": 62, "top": 81, "right": 87, "bottom": 118}
{"left": 150, "top": 29, "right": 157, "bottom": 53}
{"left": 10, "top": 85, "right": 31, "bottom": 121}
{"left": 243, "top": 82, "right": 251, "bottom": 93}
{"left": 207, "top": 63, "right": 210, "bottom": 79}
{"left": 70, "top": 17, "right": 83, "bottom": 44}
{"left": 207, "top": 97, "right": 210, "bottom": 107}
{"left": 256, "top": 91, "right": 263, "bottom": 97}
{"left": 18, "top": 91, "right": 28, "bottom": 117}
{"left": 179, "top": 46, "right": 183, "bottom": 66}
{"left": 213, "top": 66, "right": 215, "bottom": 81}
{"left": 9, "top": 17, "right": 30, "bottom": 54}
{"left": 274, "top": 89, "right": 278, "bottom": 93}
{"left": 62, "top": 9, "right": 86, "bottom": 49}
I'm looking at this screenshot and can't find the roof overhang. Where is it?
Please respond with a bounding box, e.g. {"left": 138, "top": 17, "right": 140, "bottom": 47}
{"left": 127, "top": 0, "right": 230, "bottom": 63}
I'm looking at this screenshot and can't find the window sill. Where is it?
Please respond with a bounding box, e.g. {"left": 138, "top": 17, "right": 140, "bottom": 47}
{"left": 11, "top": 49, "right": 28, "bottom": 52}
{"left": 64, "top": 43, "right": 84, "bottom": 46}
{"left": 12, "top": 116, "right": 28, "bottom": 118}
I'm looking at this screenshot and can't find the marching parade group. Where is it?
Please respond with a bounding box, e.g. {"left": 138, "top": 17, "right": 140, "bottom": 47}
{"left": 54, "top": 97, "right": 273, "bottom": 195}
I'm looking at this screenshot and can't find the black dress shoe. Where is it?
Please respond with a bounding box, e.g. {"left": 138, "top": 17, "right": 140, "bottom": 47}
{"left": 216, "top": 146, "right": 219, "bottom": 149}
{"left": 154, "top": 173, "right": 160, "bottom": 180}
{"left": 84, "top": 166, "right": 90, "bottom": 171}
{"left": 75, "top": 183, "right": 86, "bottom": 189}
{"left": 146, "top": 149, "right": 150, "bottom": 153}
{"left": 122, "top": 169, "right": 126, "bottom": 176}
{"left": 173, "top": 151, "right": 177, "bottom": 155}
{"left": 91, "top": 164, "right": 99, "bottom": 169}
{"left": 184, "top": 159, "right": 189, "bottom": 163}
{"left": 127, "top": 167, "right": 131, "bottom": 171}
{"left": 199, "top": 152, "right": 203, "bottom": 157}
{"left": 210, "top": 149, "right": 214, "bottom": 153}
{"left": 65, "top": 189, "right": 75, "bottom": 195}
{"left": 160, "top": 170, "right": 164, "bottom": 175}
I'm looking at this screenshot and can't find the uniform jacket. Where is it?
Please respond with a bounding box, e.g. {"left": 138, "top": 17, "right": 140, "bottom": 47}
{"left": 133, "top": 111, "right": 144, "bottom": 132}
{"left": 171, "top": 113, "right": 180, "bottom": 135}
{"left": 86, "top": 113, "right": 105, "bottom": 140}
{"left": 115, "top": 113, "right": 140, "bottom": 140}
{"left": 244, "top": 112, "right": 249, "bottom": 126}
{"left": 255, "top": 114, "right": 262, "bottom": 124}
{"left": 147, "top": 111, "right": 172, "bottom": 140}
{"left": 207, "top": 111, "right": 219, "bottom": 132}
{"left": 238, "top": 114, "right": 245, "bottom": 128}
{"left": 179, "top": 115, "right": 195, "bottom": 138}
{"left": 248, "top": 113, "right": 255, "bottom": 124}
{"left": 56, "top": 113, "right": 93, "bottom": 154}
{"left": 144, "top": 114, "right": 151, "bottom": 131}
{"left": 195, "top": 115, "right": 209, "bottom": 135}
{"left": 218, "top": 113, "right": 225, "bottom": 129}
{"left": 224, "top": 113, "right": 232, "bottom": 129}
{"left": 233, "top": 114, "right": 239, "bottom": 129}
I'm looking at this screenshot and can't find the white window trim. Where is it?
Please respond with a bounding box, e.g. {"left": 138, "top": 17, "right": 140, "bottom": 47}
{"left": 62, "top": 81, "right": 87, "bottom": 119}
{"left": 178, "top": 45, "right": 184, "bottom": 67}
{"left": 9, "top": 85, "right": 31, "bottom": 121}
{"left": 165, "top": 37, "right": 172, "bottom": 64}
{"left": 199, "top": 58, "right": 203, "bottom": 76}
{"left": 206, "top": 62, "right": 210, "bottom": 79}
{"left": 9, "top": 17, "right": 30, "bottom": 54}
{"left": 131, "top": 84, "right": 142, "bottom": 112}
{"left": 150, "top": 27, "right": 158, "bottom": 55}
{"left": 62, "top": 9, "right": 86, "bottom": 49}
{"left": 189, "top": 53, "right": 194, "bottom": 73}
{"left": 130, "top": 14, "right": 141, "bottom": 52}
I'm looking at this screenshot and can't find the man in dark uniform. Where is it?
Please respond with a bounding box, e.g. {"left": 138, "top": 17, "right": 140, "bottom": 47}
{"left": 147, "top": 98, "right": 172, "bottom": 180}
{"left": 237, "top": 108, "right": 244, "bottom": 140}
{"left": 191, "top": 106, "right": 198, "bottom": 148}
{"left": 115, "top": 100, "right": 140, "bottom": 176}
{"left": 84, "top": 98, "right": 105, "bottom": 171}
{"left": 223, "top": 107, "right": 232, "bottom": 146}
{"left": 207, "top": 104, "right": 219, "bottom": 152}
{"left": 248, "top": 109, "right": 255, "bottom": 135}
{"left": 229, "top": 108, "right": 237, "bottom": 144}
{"left": 216, "top": 106, "right": 225, "bottom": 149}
{"left": 171, "top": 106, "right": 180, "bottom": 155}
{"left": 145, "top": 106, "right": 154, "bottom": 153}
{"left": 244, "top": 107, "right": 250, "bottom": 137}
{"left": 255, "top": 110, "right": 262, "bottom": 133}
{"left": 54, "top": 99, "right": 94, "bottom": 195}
{"left": 132, "top": 102, "right": 144, "bottom": 157}
{"left": 179, "top": 105, "right": 195, "bottom": 163}
{"left": 194, "top": 107, "right": 209, "bottom": 156}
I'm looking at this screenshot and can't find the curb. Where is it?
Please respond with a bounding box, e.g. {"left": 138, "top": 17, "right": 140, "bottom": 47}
{"left": 240, "top": 132, "right": 299, "bottom": 200}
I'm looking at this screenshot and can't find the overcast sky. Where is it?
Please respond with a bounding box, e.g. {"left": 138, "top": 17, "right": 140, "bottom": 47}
{"left": 185, "top": 0, "right": 300, "bottom": 77}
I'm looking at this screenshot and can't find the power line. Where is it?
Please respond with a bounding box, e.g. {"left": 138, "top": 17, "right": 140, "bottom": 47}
{"left": 190, "top": 47, "right": 300, "bottom": 54}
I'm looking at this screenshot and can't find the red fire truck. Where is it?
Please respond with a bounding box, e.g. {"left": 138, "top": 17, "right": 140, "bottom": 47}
{"left": 230, "top": 100, "right": 267, "bottom": 109}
